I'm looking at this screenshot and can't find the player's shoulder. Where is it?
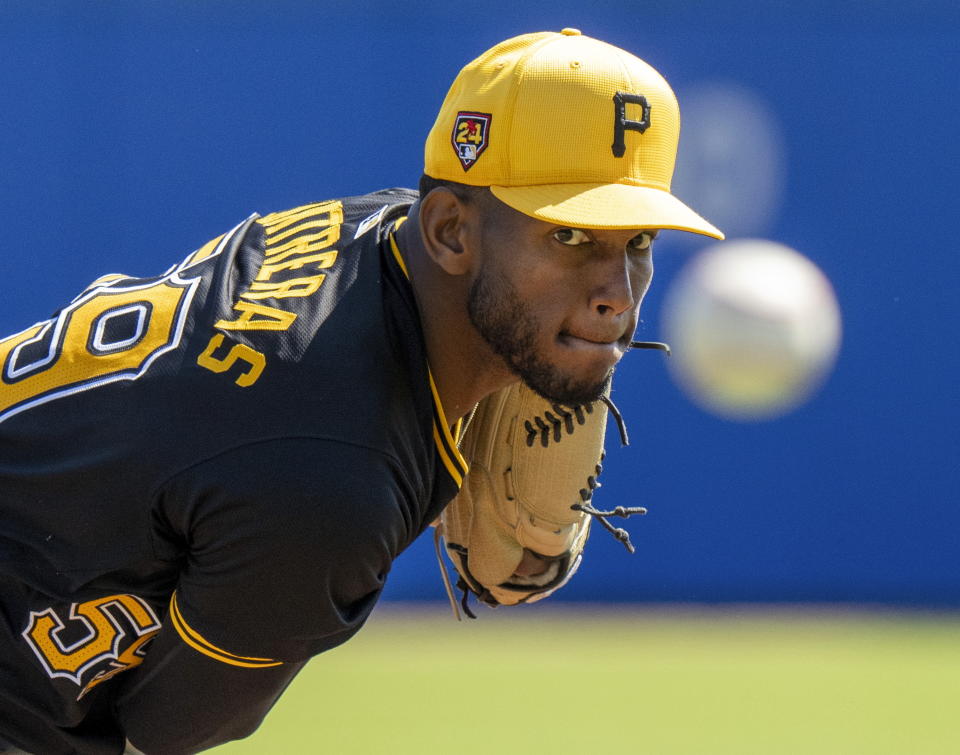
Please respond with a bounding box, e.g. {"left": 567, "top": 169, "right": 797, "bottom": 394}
{"left": 158, "top": 437, "right": 415, "bottom": 661}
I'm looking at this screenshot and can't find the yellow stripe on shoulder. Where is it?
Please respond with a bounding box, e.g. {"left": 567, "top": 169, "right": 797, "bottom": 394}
{"left": 85, "top": 273, "right": 134, "bottom": 289}
{"left": 183, "top": 233, "right": 225, "bottom": 267}
{"left": 168, "top": 593, "right": 283, "bottom": 669}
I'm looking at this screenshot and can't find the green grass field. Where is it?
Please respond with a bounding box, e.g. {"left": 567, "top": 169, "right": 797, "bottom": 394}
{"left": 213, "top": 604, "right": 960, "bottom": 754}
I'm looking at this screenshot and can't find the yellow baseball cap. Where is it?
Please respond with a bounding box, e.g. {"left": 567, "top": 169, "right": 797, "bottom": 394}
{"left": 424, "top": 29, "right": 723, "bottom": 238}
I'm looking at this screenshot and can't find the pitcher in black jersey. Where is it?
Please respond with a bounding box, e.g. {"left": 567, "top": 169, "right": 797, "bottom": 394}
{"left": 0, "top": 30, "right": 721, "bottom": 753}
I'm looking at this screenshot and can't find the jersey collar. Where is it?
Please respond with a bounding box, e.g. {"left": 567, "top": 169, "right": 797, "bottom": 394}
{"left": 388, "top": 223, "right": 469, "bottom": 488}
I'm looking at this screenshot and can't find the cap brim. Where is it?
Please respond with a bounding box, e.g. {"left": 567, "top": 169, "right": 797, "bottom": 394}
{"left": 490, "top": 182, "right": 724, "bottom": 239}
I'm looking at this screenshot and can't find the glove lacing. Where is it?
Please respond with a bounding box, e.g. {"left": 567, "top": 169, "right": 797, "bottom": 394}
{"left": 434, "top": 527, "right": 481, "bottom": 621}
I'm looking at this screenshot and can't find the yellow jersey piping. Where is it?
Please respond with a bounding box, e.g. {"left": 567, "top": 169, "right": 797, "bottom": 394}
{"left": 169, "top": 592, "right": 283, "bottom": 669}
{"left": 388, "top": 227, "right": 468, "bottom": 488}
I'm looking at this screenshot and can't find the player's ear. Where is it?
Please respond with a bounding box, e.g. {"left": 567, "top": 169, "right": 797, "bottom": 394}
{"left": 417, "top": 188, "right": 475, "bottom": 276}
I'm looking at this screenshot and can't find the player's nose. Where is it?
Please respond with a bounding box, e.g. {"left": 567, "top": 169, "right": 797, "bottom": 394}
{"left": 590, "top": 252, "right": 636, "bottom": 318}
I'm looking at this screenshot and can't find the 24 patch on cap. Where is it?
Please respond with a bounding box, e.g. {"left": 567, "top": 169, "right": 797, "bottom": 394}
{"left": 451, "top": 112, "right": 491, "bottom": 171}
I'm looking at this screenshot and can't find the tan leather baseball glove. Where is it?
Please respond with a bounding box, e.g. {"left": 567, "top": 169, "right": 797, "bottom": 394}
{"left": 434, "top": 376, "right": 649, "bottom": 618}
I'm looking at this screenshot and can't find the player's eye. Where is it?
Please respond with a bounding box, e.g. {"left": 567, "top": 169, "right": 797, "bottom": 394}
{"left": 628, "top": 231, "right": 655, "bottom": 252}
{"left": 552, "top": 228, "right": 591, "bottom": 246}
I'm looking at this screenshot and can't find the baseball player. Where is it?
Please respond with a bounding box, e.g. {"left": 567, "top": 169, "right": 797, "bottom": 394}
{"left": 0, "top": 29, "right": 721, "bottom": 753}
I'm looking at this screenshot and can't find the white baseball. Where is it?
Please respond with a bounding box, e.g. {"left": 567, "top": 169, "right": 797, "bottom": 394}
{"left": 660, "top": 239, "right": 842, "bottom": 420}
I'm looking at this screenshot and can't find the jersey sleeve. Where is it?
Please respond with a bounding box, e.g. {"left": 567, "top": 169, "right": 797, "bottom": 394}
{"left": 115, "top": 437, "right": 416, "bottom": 752}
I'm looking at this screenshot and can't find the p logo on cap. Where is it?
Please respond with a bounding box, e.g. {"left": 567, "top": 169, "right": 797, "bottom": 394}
{"left": 424, "top": 29, "right": 723, "bottom": 238}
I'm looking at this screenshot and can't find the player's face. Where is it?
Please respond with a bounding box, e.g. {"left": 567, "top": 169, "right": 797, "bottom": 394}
{"left": 467, "top": 199, "right": 656, "bottom": 405}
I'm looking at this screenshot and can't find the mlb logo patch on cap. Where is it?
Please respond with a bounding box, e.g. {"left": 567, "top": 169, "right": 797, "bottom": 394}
{"left": 451, "top": 111, "right": 491, "bottom": 171}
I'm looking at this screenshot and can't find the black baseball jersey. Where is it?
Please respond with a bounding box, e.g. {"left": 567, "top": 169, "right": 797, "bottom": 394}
{"left": 0, "top": 189, "right": 468, "bottom": 753}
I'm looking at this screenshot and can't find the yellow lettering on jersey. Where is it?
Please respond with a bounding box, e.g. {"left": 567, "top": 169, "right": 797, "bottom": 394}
{"left": 22, "top": 595, "right": 161, "bottom": 687}
{"left": 259, "top": 200, "right": 343, "bottom": 234}
{"left": 214, "top": 301, "right": 298, "bottom": 332}
{"left": 203, "top": 200, "right": 346, "bottom": 386}
{"left": 197, "top": 333, "right": 265, "bottom": 387}
{"left": 263, "top": 224, "right": 340, "bottom": 263}
{"left": 265, "top": 216, "right": 342, "bottom": 249}
{"left": 242, "top": 275, "right": 326, "bottom": 301}
{"left": 259, "top": 203, "right": 327, "bottom": 230}
{"left": 256, "top": 250, "right": 338, "bottom": 281}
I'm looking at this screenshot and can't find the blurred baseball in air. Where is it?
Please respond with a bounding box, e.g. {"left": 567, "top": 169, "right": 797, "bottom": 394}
{"left": 660, "top": 239, "right": 842, "bottom": 420}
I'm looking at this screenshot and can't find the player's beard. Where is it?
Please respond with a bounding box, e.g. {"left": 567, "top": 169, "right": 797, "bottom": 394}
{"left": 467, "top": 264, "right": 612, "bottom": 406}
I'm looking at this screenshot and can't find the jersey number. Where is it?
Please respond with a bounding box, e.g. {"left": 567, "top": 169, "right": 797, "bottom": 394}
{"left": 22, "top": 594, "right": 162, "bottom": 699}
{"left": 0, "top": 274, "right": 198, "bottom": 424}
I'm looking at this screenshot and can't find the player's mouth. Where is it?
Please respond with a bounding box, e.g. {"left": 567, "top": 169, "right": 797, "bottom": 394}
{"left": 557, "top": 331, "right": 627, "bottom": 363}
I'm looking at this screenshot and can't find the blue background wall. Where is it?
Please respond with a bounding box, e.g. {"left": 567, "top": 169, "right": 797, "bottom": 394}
{"left": 1, "top": 2, "right": 957, "bottom": 605}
